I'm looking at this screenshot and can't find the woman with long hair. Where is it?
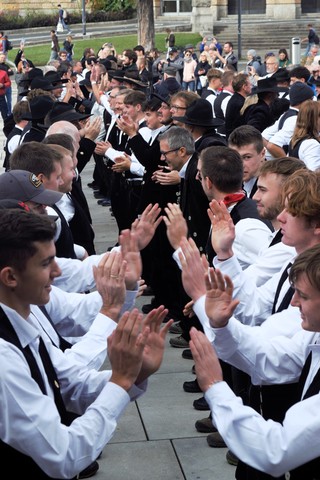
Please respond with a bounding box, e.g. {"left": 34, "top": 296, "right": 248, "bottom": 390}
{"left": 278, "top": 48, "right": 292, "bottom": 68}
{"left": 195, "top": 51, "right": 211, "bottom": 94}
{"left": 288, "top": 99, "right": 320, "bottom": 170}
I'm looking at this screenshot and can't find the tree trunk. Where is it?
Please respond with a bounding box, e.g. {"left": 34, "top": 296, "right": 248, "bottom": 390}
{"left": 137, "top": 0, "right": 155, "bottom": 51}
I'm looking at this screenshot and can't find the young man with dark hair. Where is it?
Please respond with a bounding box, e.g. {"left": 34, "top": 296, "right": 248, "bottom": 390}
{"left": 228, "top": 125, "right": 266, "bottom": 197}
{"left": 0, "top": 207, "right": 171, "bottom": 478}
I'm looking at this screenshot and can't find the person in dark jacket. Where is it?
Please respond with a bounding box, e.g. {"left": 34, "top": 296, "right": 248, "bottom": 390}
{"left": 241, "top": 77, "right": 288, "bottom": 132}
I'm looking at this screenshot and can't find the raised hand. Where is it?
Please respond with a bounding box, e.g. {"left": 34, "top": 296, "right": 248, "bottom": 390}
{"left": 205, "top": 268, "right": 239, "bottom": 328}
{"left": 136, "top": 306, "right": 173, "bottom": 383}
{"left": 207, "top": 199, "right": 235, "bottom": 260}
{"left": 93, "top": 250, "right": 126, "bottom": 321}
{"left": 163, "top": 202, "right": 188, "bottom": 250}
{"left": 116, "top": 115, "right": 139, "bottom": 137}
{"left": 81, "top": 116, "right": 102, "bottom": 141}
{"left": 189, "top": 327, "right": 223, "bottom": 392}
{"left": 179, "top": 237, "right": 207, "bottom": 302}
{"left": 108, "top": 309, "right": 149, "bottom": 391}
{"left": 119, "top": 229, "right": 142, "bottom": 290}
{"left": 131, "top": 203, "right": 162, "bottom": 251}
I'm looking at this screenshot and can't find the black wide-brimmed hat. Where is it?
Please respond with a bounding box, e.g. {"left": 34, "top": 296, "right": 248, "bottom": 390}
{"left": 44, "top": 71, "right": 69, "bottom": 86}
{"left": 272, "top": 68, "right": 290, "bottom": 83}
{"left": 172, "top": 98, "right": 225, "bottom": 127}
{"left": 251, "top": 77, "right": 288, "bottom": 95}
{"left": 151, "top": 92, "right": 171, "bottom": 106}
{"left": 45, "top": 101, "right": 92, "bottom": 125}
{"left": 122, "top": 76, "right": 148, "bottom": 89}
{"left": 79, "top": 71, "right": 92, "bottom": 88}
{"left": 21, "top": 95, "right": 55, "bottom": 121}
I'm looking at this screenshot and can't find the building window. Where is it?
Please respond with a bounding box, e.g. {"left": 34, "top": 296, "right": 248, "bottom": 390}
{"left": 228, "top": 0, "right": 266, "bottom": 15}
{"left": 302, "top": 0, "right": 320, "bottom": 13}
{"left": 162, "top": 0, "right": 192, "bottom": 14}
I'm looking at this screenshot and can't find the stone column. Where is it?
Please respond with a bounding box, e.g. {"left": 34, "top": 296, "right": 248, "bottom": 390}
{"left": 266, "top": 0, "right": 300, "bottom": 20}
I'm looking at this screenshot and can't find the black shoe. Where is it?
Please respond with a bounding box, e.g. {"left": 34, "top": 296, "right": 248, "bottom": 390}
{"left": 226, "top": 450, "right": 239, "bottom": 466}
{"left": 94, "top": 191, "right": 107, "bottom": 199}
{"left": 97, "top": 198, "right": 111, "bottom": 205}
{"left": 100, "top": 199, "right": 111, "bottom": 206}
{"left": 169, "top": 322, "right": 183, "bottom": 334}
{"left": 169, "top": 335, "right": 189, "bottom": 348}
{"left": 78, "top": 460, "right": 99, "bottom": 478}
{"left": 87, "top": 182, "right": 99, "bottom": 189}
{"left": 193, "top": 396, "right": 210, "bottom": 411}
{"left": 183, "top": 378, "right": 202, "bottom": 393}
{"left": 182, "top": 348, "right": 193, "bottom": 360}
{"left": 207, "top": 432, "right": 227, "bottom": 448}
{"left": 195, "top": 416, "right": 217, "bottom": 433}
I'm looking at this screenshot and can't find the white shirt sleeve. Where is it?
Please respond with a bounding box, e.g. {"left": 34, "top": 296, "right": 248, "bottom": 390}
{"left": 296, "top": 138, "right": 320, "bottom": 171}
{"left": 232, "top": 218, "right": 274, "bottom": 270}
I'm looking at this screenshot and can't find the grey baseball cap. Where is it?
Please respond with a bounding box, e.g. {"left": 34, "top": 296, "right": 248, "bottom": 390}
{"left": 0, "top": 170, "right": 63, "bottom": 205}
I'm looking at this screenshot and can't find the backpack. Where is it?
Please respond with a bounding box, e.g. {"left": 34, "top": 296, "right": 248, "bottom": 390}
{"left": 314, "top": 33, "right": 320, "bottom": 45}
{"left": 5, "top": 37, "right": 12, "bottom": 50}
{"left": 62, "top": 9, "right": 68, "bottom": 19}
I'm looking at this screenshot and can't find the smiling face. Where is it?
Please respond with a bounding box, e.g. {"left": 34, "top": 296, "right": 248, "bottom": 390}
{"left": 12, "top": 240, "right": 61, "bottom": 309}
{"left": 291, "top": 272, "right": 320, "bottom": 332}
{"left": 158, "top": 102, "right": 172, "bottom": 125}
{"left": 159, "top": 139, "right": 183, "bottom": 171}
{"left": 59, "top": 152, "right": 76, "bottom": 193}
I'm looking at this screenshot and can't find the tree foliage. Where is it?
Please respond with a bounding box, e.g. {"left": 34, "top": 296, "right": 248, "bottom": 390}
{"left": 91, "top": 0, "right": 136, "bottom": 12}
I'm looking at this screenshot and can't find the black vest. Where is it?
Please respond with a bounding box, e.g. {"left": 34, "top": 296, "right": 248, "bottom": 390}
{"left": 3, "top": 126, "right": 22, "bottom": 170}
{"left": 50, "top": 204, "right": 77, "bottom": 259}
{"left": 0, "top": 307, "right": 77, "bottom": 479}
{"left": 214, "top": 91, "right": 232, "bottom": 135}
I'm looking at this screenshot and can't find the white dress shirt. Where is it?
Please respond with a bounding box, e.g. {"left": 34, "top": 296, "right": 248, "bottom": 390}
{"left": 0, "top": 302, "right": 146, "bottom": 479}
{"left": 201, "top": 318, "right": 320, "bottom": 477}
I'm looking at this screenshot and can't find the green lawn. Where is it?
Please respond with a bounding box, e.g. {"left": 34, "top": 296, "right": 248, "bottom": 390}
{"left": 7, "top": 32, "right": 202, "bottom": 66}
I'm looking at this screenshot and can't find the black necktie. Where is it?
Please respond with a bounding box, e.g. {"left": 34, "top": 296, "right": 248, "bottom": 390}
{"left": 272, "top": 262, "right": 294, "bottom": 314}
{"left": 38, "top": 337, "right": 70, "bottom": 422}
{"left": 38, "top": 305, "right": 72, "bottom": 352}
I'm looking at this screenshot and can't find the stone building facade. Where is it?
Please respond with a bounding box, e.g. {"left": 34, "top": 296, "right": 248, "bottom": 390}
{"left": 1, "top": 0, "right": 318, "bottom": 32}
{"left": 155, "top": 0, "right": 318, "bottom": 32}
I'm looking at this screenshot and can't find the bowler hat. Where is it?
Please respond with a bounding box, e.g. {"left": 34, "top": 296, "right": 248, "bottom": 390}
{"left": 172, "top": 98, "right": 225, "bottom": 128}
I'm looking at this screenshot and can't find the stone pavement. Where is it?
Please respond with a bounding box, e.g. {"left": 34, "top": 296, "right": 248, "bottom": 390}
{"left": 0, "top": 82, "right": 236, "bottom": 480}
